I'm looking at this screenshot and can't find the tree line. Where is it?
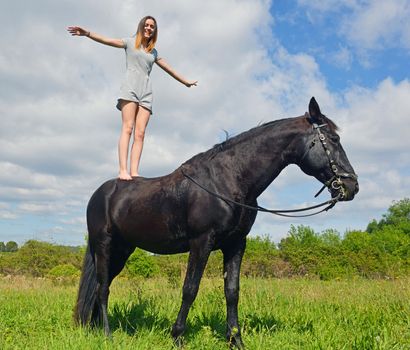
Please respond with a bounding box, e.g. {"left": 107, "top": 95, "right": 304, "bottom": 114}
{"left": 0, "top": 241, "right": 18, "bottom": 253}
{"left": 0, "top": 198, "right": 408, "bottom": 280}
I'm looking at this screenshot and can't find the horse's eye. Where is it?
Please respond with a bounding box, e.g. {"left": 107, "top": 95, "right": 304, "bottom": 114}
{"left": 329, "top": 134, "right": 340, "bottom": 142}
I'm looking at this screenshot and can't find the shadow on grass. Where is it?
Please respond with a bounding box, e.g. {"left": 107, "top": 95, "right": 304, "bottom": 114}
{"left": 108, "top": 299, "right": 226, "bottom": 341}
{"left": 243, "top": 313, "right": 285, "bottom": 333}
{"left": 109, "top": 299, "right": 171, "bottom": 335}
{"left": 185, "top": 311, "right": 226, "bottom": 342}
{"left": 109, "top": 300, "right": 286, "bottom": 341}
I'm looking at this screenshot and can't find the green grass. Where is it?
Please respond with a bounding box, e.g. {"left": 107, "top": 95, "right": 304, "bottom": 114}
{"left": 0, "top": 276, "right": 409, "bottom": 349}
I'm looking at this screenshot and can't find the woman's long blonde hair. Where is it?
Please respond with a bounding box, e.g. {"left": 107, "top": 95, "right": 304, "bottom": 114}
{"left": 134, "top": 16, "right": 158, "bottom": 52}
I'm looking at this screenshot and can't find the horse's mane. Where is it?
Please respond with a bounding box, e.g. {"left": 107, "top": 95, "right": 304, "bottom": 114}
{"left": 213, "top": 119, "right": 283, "bottom": 149}
{"left": 184, "top": 113, "right": 338, "bottom": 166}
{"left": 184, "top": 119, "right": 288, "bottom": 165}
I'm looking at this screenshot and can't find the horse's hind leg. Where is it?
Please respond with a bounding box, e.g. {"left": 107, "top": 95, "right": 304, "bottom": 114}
{"left": 93, "top": 232, "right": 133, "bottom": 336}
{"left": 222, "top": 238, "right": 246, "bottom": 349}
{"left": 108, "top": 234, "right": 134, "bottom": 283}
{"left": 171, "top": 232, "right": 214, "bottom": 344}
{"left": 92, "top": 232, "right": 112, "bottom": 335}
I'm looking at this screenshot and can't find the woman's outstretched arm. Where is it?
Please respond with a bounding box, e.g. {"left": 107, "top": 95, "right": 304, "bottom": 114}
{"left": 155, "top": 58, "right": 198, "bottom": 87}
{"left": 67, "top": 26, "right": 124, "bottom": 48}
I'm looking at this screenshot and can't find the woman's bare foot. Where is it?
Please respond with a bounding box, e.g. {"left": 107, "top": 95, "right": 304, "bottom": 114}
{"left": 118, "top": 170, "right": 132, "bottom": 180}
{"left": 131, "top": 173, "right": 140, "bottom": 178}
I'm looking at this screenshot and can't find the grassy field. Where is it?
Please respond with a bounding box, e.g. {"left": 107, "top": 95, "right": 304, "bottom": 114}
{"left": 0, "top": 276, "right": 409, "bottom": 350}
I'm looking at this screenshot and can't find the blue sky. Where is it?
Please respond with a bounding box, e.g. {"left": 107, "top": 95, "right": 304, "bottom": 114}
{"left": 0, "top": 0, "right": 409, "bottom": 246}
{"left": 273, "top": 1, "right": 410, "bottom": 91}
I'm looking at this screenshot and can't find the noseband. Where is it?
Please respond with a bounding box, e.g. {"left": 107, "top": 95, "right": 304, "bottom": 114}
{"left": 306, "top": 122, "right": 358, "bottom": 200}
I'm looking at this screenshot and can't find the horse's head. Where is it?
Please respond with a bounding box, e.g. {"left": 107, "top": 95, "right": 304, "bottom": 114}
{"left": 298, "top": 97, "right": 359, "bottom": 201}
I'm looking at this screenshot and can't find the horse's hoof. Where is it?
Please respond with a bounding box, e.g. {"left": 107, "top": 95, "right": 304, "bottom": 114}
{"left": 229, "top": 339, "right": 245, "bottom": 350}
{"left": 171, "top": 323, "right": 185, "bottom": 347}
{"left": 227, "top": 332, "right": 245, "bottom": 349}
{"left": 173, "top": 336, "right": 184, "bottom": 348}
{"left": 104, "top": 328, "right": 112, "bottom": 339}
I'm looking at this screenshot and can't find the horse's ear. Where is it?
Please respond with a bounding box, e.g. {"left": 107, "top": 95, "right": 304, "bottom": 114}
{"left": 308, "top": 97, "right": 323, "bottom": 123}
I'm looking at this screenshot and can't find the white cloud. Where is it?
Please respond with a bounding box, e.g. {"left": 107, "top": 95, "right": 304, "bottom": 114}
{"left": 298, "top": 0, "right": 410, "bottom": 52}
{"left": 60, "top": 216, "right": 86, "bottom": 225}
{"left": 342, "top": 78, "right": 410, "bottom": 157}
{"left": 0, "top": 202, "right": 18, "bottom": 220}
{"left": 328, "top": 46, "right": 353, "bottom": 70}
{"left": 341, "top": 0, "right": 410, "bottom": 50}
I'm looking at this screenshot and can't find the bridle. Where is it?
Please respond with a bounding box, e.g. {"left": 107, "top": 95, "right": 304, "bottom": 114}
{"left": 306, "top": 122, "right": 358, "bottom": 200}
{"left": 181, "top": 119, "right": 357, "bottom": 218}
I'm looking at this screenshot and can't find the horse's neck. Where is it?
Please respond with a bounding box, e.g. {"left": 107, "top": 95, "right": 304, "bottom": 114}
{"left": 213, "top": 122, "right": 303, "bottom": 198}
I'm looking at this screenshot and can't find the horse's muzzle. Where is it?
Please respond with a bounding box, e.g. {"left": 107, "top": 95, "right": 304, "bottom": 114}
{"left": 337, "top": 177, "right": 359, "bottom": 201}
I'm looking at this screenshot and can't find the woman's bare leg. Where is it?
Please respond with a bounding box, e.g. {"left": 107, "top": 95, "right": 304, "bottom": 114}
{"left": 118, "top": 101, "right": 138, "bottom": 180}
{"left": 130, "top": 107, "right": 151, "bottom": 177}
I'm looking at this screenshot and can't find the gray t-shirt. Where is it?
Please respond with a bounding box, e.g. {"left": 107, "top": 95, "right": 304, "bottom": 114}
{"left": 116, "top": 37, "right": 158, "bottom": 112}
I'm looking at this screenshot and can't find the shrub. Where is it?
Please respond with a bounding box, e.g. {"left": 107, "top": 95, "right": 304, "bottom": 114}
{"left": 47, "top": 264, "right": 80, "bottom": 278}
{"left": 4, "top": 240, "right": 82, "bottom": 276}
{"left": 243, "top": 235, "right": 281, "bottom": 277}
{"left": 154, "top": 254, "right": 188, "bottom": 285}
{"left": 126, "top": 248, "right": 159, "bottom": 278}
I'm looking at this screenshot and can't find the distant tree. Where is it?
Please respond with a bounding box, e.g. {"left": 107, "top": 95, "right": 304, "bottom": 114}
{"left": 320, "top": 229, "right": 342, "bottom": 247}
{"left": 342, "top": 230, "right": 372, "bottom": 253}
{"left": 367, "top": 198, "right": 410, "bottom": 235}
{"left": 370, "top": 226, "right": 410, "bottom": 259}
{"left": 385, "top": 198, "right": 410, "bottom": 223}
{"left": 0, "top": 242, "right": 5, "bottom": 252}
{"left": 280, "top": 225, "right": 319, "bottom": 247}
{"left": 246, "top": 235, "right": 277, "bottom": 254}
{"left": 5, "top": 241, "right": 18, "bottom": 252}
{"left": 366, "top": 219, "right": 379, "bottom": 234}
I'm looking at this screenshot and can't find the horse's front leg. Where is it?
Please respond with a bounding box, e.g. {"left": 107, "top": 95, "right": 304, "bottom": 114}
{"left": 222, "top": 238, "right": 246, "bottom": 349}
{"left": 171, "top": 232, "right": 214, "bottom": 345}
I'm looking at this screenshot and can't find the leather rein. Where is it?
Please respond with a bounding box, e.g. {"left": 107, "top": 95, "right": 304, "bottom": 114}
{"left": 182, "top": 121, "right": 357, "bottom": 218}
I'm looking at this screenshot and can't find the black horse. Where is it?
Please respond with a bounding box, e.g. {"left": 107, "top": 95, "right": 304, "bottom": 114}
{"left": 74, "top": 98, "right": 358, "bottom": 348}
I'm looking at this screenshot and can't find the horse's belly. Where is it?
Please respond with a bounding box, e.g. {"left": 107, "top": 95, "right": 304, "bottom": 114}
{"left": 133, "top": 237, "right": 190, "bottom": 255}
{"left": 115, "top": 218, "right": 190, "bottom": 255}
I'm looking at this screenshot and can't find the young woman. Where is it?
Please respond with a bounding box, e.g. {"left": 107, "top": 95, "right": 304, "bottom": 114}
{"left": 67, "top": 16, "right": 197, "bottom": 180}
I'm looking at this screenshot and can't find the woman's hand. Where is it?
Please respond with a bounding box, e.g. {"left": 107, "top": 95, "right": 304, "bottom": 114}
{"left": 67, "top": 26, "right": 90, "bottom": 37}
{"left": 185, "top": 81, "right": 198, "bottom": 88}
{"left": 67, "top": 27, "right": 123, "bottom": 47}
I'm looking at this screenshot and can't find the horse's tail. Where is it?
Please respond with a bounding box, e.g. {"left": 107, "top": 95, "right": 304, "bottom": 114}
{"left": 74, "top": 242, "right": 99, "bottom": 327}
